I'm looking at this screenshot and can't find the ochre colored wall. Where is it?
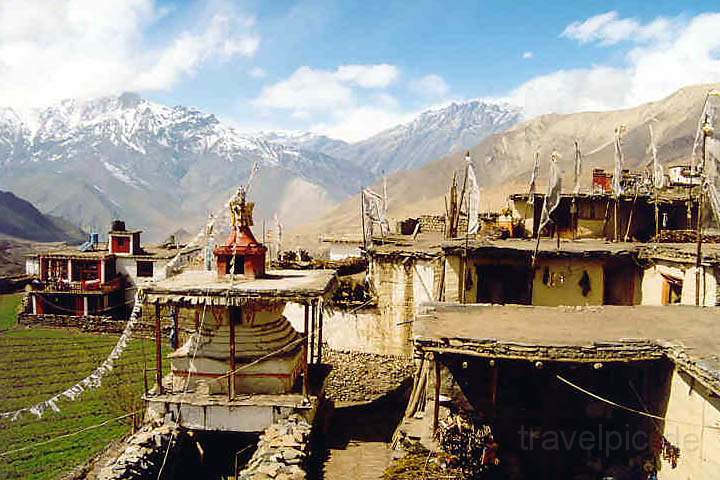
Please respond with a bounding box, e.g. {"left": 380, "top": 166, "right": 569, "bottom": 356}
{"left": 532, "top": 258, "right": 604, "bottom": 306}
{"left": 660, "top": 369, "right": 720, "bottom": 479}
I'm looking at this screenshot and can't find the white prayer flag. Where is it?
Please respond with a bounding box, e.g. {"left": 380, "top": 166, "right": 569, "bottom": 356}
{"left": 465, "top": 152, "right": 480, "bottom": 234}
{"left": 539, "top": 151, "right": 562, "bottom": 231}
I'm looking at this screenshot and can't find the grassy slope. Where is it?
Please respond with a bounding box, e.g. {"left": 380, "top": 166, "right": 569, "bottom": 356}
{"left": 0, "top": 294, "right": 158, "bottom": 480}
{"left": 0, "top": 293, "right": 21, "bottom": 330}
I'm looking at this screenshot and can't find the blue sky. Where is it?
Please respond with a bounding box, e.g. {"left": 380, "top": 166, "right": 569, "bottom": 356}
{"left": 1, "top": 0, "right": 720, "bottom": 141}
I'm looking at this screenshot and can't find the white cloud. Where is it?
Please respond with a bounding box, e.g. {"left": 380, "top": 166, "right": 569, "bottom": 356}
{"left": 561, "top": 10, "right": 674, "bottom": 46}
{"left": 410, "top": 74, "right": 450, "bottom": 98}
{"left": 0, "top": 0, "right": 260, "bottom": 109}
{"left": 253, "top": 66, "right": 355, "bottom": 111}
{"left": 252, "top": 64, "right": 409, "bottom": 141}
{"left": 248, "top": 66, "right": 266, "bottom": 78}
{"left": 522, "top": 51, "right": 534, "bottom": 60}
{"left": 253, "top": 64, "right": 400, "bottom": 113}
{"left": 506, "top": 12, "right": 720, "bottom": 118}
{"left": 311, "top": 106, "right": 414, "bottom": 142}
{"left": 335, "top": 64, "right": 399, "bottom": 88}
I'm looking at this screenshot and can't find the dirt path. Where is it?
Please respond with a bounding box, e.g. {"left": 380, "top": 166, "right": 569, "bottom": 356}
{"left": 324, "top": 438, "right": 393, "bottom": 480}
{"left": 321, "top": 385, "right": 409, "bottom": 480}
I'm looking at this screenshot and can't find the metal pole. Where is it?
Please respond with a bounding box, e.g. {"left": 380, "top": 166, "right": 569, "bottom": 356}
{"left": 154, "top": 303, "right": 163, "bottom": 394}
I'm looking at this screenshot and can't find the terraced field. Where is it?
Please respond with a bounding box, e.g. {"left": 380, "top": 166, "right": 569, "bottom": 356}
{"left": 0, "top": 294, "right": 159, "bottom": 480}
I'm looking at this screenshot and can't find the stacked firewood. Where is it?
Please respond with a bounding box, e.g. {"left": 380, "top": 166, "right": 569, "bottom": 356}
{"left": 436, "top": 414, "right": 500, "bottom": 479}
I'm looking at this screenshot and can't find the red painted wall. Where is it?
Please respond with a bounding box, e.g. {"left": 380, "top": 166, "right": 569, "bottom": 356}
{"left": 111, "top": 235, "right": 131, "bottom": 254}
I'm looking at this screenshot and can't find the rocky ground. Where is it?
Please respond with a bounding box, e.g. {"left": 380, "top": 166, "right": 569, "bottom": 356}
{"left": 324, "top": 349, "right": 415, "bottom": 403}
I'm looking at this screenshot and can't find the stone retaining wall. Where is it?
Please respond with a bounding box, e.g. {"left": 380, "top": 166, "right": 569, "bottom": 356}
{"left": 96, "top": 424, "right": 174, "bottom": 480}
{"left": 18, "top": 313, "right": 151, "bottom": 334}
{"left": 237, "top": 414, "right": 311, "bottom": 480}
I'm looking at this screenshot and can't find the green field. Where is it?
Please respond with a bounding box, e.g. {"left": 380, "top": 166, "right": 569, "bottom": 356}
{"left": 0, "top": 293, "right": 21, "bottom": 330}
{"left": 0, "top": 293, "right": 160, "bottom": 480}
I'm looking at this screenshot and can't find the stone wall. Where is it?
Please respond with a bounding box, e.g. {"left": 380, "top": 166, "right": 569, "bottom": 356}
{"left": 418, "top": 214, "right": 478, "bottom": 235}
{"left": 96, "top": 424, "right": 174, "bottom": 480}
{"left": 18, "top": 313, "right": 151, "bottom": 334}
{"left": 418, "top": 215, "right": 446, "bottom": 233}
{"left": 237, "top": 414, "right": 311, "bottom": 480}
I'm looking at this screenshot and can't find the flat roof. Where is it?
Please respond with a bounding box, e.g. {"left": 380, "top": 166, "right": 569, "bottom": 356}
{"left": 143, "top": 269, "right": 337, "bottom": 305}
{"left": 414, "top": 303, "right": 720, "bottom": 394}
{"left": 27, "top": 243, "right": 200, "bottom": 260}
{"left": 441, "top": 238, "right": 720, "bottom": 263}
{"left": 443, "top": 238, "right": 637, "bottom": 257}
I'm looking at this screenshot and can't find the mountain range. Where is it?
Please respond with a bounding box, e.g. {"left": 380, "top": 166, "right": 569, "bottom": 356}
{"left": 0, "top": 190, "right": 85, "bottom": 243}
{"left": 0, "top": 94, "right": 517, "bottom": 240}
{"left": 299, "top": 83, "right": 719, "bottom": 241}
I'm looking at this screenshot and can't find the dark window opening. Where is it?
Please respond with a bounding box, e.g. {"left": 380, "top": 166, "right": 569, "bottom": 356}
{"left": 137, "top": 261, "right": 154, "bottom": 278}
{"left": 117, "top": 237, "right": 127, "bottom": 246}
{"left": 225, "top": 255, "right": 244, "bottom": 275}
{"left": 476, "top": 264, "right": 532, "bottom": 305}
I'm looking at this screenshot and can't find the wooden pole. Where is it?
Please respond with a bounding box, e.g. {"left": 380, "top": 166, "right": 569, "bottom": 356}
{"left": 171, "top": 306, "right": 179, "bottom": 350}
{"left": 309, "top": 302, "right": 316, "bottom": 364}
{"left": 433, "top": 354, "right": 441, "bottom": 433}
{"left": 154, "top": 303, "right": 163, "bottom": 394}
{"left": 317, "top": 302, "right": 323, "bottom": 363}
{"left": 360, "top": 189, "right": 367, "bottom": 249}
{"left": 229, "top": 306, "right": 237, "bottom": 400}
{"left": 614, "top": 198, "right": 619, "bottom": 242}
{"left": 303, "top": 304, "right": 310, "bottom": 396}
{"left": 490, "top": 362, "right": 499, "bottom": 418}
{"left": 556, "top": 223, "right": 560, "bottom": 250}
{"left": 696, "top": 125, "right": 708, "bottom": 306}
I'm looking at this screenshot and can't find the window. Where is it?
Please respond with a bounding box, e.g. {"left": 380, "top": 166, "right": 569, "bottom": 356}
{"left": 662, "top": 276, "right": 683, "bottom": 305}
{"left": 224, "top": 255, "right": 244, "bottom": 274}
{"left": 137, "top": 261, "right": 154, "bottom": 278}
{"left": 117, "top": 237, "right": 126, "bottom": 246}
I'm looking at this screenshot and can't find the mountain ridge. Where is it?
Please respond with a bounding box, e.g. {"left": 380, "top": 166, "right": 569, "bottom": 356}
{"left": 294, "top": 82, "right": 719, "bottom": 242}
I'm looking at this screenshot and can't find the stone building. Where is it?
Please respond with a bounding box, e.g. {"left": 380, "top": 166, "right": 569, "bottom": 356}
{"left": 398, "top": 303, "right": 720, "bottom": 479}
{"left": 23, "top": 220, "right": 199, "bottom": 319}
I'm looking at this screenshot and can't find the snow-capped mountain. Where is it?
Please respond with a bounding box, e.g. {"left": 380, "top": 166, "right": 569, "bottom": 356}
{"left": 334, "top": 100, "right": 522, "bottom": 175}
{"left": 256, "top": 131, "right": 349, "bottom": 158}
{"left": 0, "top": 93, "right": 370, "bottom": 238}
{"left": 0, "top": 93, "right": 521, "bottom": 238}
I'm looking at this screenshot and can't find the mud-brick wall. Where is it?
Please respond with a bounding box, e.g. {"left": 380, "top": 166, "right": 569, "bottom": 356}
{"left": 660, "top": 369, "right": 720, "bottom": 479}
{"left": 286, "top": 256, "right": 437, "bottom": 357}
{"left": 370, "top": 255, "right": 435, "bottom": 356}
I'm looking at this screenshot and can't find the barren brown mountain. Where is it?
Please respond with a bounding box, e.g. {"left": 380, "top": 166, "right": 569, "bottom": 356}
{"left": 291, "top": 82, "right": 719, "bottom": 246}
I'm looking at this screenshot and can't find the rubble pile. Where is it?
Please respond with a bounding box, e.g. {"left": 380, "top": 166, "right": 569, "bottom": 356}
{"left": 324, "top": 349, "right": 414, "bottom": 402}
{"left": 652, "top": 229, "right": 720, "bottom": 243}
{"left": 96, "top": 423, "right": 174, "bottom": 480}
{"left": 237, "top": 415, "right": 311, "bottom": 480}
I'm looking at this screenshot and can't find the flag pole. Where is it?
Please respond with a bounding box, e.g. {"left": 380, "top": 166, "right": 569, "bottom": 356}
{"left": 696, "top": 113, "right": 711, "bottom": 305}
{"left": 360, "top": 189, "right": 367, "bottom": 250}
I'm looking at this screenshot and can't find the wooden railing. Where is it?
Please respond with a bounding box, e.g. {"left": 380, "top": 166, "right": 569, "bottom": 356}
{"left": 31, "top": 275, "right": 124, "bottom": 294}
